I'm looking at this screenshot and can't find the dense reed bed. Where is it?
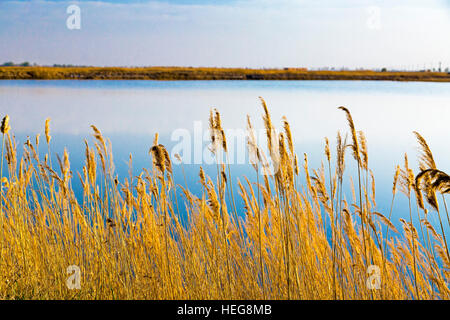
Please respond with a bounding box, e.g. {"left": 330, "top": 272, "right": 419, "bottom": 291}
{"left": 0, "top": 100, "right": 449, "bottom": 300}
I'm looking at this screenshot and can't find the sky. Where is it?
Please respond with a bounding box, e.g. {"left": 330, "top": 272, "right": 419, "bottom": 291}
{"left": 0, "top": 0, "right": 449, "bottom": 69}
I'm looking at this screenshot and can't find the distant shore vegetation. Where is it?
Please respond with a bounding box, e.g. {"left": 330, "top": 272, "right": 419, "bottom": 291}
{"left": 1, "top": 64, "right": 450, "bottom": 82}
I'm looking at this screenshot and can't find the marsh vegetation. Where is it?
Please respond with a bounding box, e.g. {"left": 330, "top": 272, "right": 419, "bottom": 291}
{"left": 0, "top": 100, "right": 449, "bottom": 299}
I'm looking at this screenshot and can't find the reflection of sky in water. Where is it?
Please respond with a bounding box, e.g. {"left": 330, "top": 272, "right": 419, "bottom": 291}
{"left": 1, "top": 80, "right": 449, "bottom": 237}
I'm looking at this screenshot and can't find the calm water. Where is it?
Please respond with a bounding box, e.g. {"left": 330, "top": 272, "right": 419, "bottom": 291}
{"left": 0, "top": 80, "right": 449, "bottom": 235}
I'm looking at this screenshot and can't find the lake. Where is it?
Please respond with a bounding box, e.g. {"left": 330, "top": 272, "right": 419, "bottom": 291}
{"left": 0, "top": 80, "right": 449, "bottom": 237}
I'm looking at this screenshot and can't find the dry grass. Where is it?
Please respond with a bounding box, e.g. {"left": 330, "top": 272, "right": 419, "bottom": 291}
{"left": 1, "top": 66, "right": 450, "bottom": 81}
{"left": 0, "top": 101, "right": 449, "bottom": 300}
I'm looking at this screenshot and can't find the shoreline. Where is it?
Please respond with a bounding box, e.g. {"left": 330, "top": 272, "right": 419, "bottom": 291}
{"left": 1, "top": 66, "right": 450, "bottom": 82}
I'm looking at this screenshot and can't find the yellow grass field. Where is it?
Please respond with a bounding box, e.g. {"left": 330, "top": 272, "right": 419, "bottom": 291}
{"left": 0, "top": 100, "right": 449, "bottom": 300}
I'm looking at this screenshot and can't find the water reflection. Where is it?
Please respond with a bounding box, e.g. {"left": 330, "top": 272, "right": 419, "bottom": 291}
{"left": 0, "top": 80, "right": 449, "bottom": 235}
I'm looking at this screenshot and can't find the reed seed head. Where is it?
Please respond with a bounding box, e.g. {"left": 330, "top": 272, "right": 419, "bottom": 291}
{"left": 45, "top": 118, "right": 51, "bottom": 144}
{"left": 1, "top": 115, "right": 10, "bottom": 135}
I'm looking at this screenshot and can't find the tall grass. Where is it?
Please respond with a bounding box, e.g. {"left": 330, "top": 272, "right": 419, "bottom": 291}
{"left": 0, "top": 101, "right": 449, "bottom": 300}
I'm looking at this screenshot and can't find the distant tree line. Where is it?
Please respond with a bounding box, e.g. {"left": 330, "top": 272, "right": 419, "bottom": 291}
{"left": 1, "top": 61, "right": 34, "bottom": 67}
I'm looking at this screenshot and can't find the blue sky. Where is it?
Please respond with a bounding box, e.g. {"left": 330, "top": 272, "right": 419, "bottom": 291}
{"left": 0, "top": 0, "right": 449, "bottom": 69}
